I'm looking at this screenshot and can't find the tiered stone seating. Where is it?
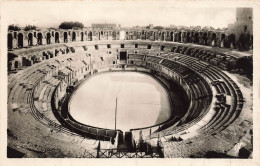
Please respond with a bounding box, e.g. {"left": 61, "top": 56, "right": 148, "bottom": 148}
{"left": 161, "top": 59, "right": 187, "bottom": 76}
{"left": 172, "top": 54, "right": 242, "bottom": 136}
{"left": 128, "top": 54, "right": 145, "bottom": 60}
{"left": 146, "top": 56, "right": 163, "bottom": 64}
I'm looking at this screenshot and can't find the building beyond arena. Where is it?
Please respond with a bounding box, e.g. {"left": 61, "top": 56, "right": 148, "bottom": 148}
{"left": 7, "top": 8, "right": 253, "bottom": 158}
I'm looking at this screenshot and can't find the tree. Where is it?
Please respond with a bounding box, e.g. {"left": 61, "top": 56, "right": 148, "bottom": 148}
{"left": 59, "top": 21, "right": 84, "bottom": 29}
{"left": 8, "top": 24, "right": 21, "bottom": 31}
{"left": 153, "top": 26, "right": 164, "bottom": 31}
{"left": 24, "top": 25, "right": 36, "bottom": 31}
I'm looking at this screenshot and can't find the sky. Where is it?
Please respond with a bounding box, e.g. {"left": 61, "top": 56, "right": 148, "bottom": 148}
{"left": 3, "top": 1, "right": 236, "bottom": 29}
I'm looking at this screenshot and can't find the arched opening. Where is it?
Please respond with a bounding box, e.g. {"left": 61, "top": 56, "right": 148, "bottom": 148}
{"left": 178, "top": 32, "right": 182, "bottom": 42}
{"left": 145, "top": 32, "right": 149, "bottom": 40}
{"left": 158, "top": 32, "right": 161, "bottom": 40}
{"left": 194, "top": 32, "right": 199, "bottom": 43}
{"left": 211, "top": 33, "right": 216, "bottom": 46}
{"left": 221, "top": 34, "right": 226, "bottom": 41}
{"left": 37, "top": 33, "right": 43, "bottom": 45}
{"left": 174, "top": 32, "right": 178, "bottom": 42}
{"left": 72, "top": 31, "right": 76, "bottom": 41}
{"left": 55, "top": 32, "right": 60, "bottom": 43}
{"left": 112, "top": 31, "right": 116, "bottom": 40}
{"left": 106, "top": 32, "right": 109, "bottom": 40}
{"left": 238, "top": 33, "right": 246, "bottom": 50}
{"left": 212, "top": 33, "right": 216, "bottom": 40}
{"left": 190, "top": 32, "right": 194, "bottom": 43}
{"left": 220, "top": 34, "right": 226, "bottom": 47}
{"left": 85, "top": 31, "right": 88, "bottom": 40}
{"left": 161, "top": 32, "right": 165, "bottom": 41}
{"left": 88, "top": 31, "right": 93, "bottom": 41}
{"left": 229, "top": 33, "right": 236, "bottom": 48}
{"left": 8, "top": 33, "right": 13, "bottom": 49}
{"left": 153, "top": 32, "right": 156, "bottom": 41}
{"left": 182, "top": 32, "right": 186, "bottom": 43}
{"left": 18, "top": 33, "right": 23, "bottom": 48}
{"left": 46, "top": 33, "right": 51, "bottom": 44}
{"left": 170, "top": 32, "right": 174, "bottom": 41}
{"left": 14, "top": 61, "right": 19, "bottom": 68}
{"left": 81, "top": 32, "right": 84, "bottom": 41}
{"left": 203, "top": 32, "right": 207, "bottom": 45}
{"left": 28, "top": 33, "right": 33, "bottom": 46}
{"left": 64, "top": 32, "right": 68, "bottom": 43}
{"left": 186, "top": 32, "right": 191, "bottom": 43}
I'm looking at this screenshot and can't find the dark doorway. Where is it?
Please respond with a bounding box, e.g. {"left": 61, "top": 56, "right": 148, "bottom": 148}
{"left": 46, "top": 33, "right": 51, "bottom": 44}
{"left": 8, "top": 33, "right": 13, "bottom": 49}
{"left": 186, "top": 32, "right": 191, "bottom": 43}
{"left": 37, "top": 33, "right": 43, "bottom": 45}
{"left": 81, "top": 32, "right": 84, "bottom": 41}
{"left": 14, "top": 61, "right": 19, "bottom": 68}
{"left": 72, "top": 32, "right": 76, "bottom": 41}
{"left": 18, "top": 33, "right": 23, "bottom": 48}
{"left": 28, "top": 33, "right": 33, "bottom": 46}
{"left": 64, "top": 32, "right": 68, "bottom": 43}
{"left": 55, "top": 32, "right": 59, "bottom": 43}
{"left": 119, "top": 51, "right": 127, "bottom": 60}
{"left": 161, "top": 32, "right": 165, "bottom": 41}
{"left": 170, "top": 32, "right": 174, "bottom": 41}
{"left": 88, "top": 31, "right": 92, "bottom": 41}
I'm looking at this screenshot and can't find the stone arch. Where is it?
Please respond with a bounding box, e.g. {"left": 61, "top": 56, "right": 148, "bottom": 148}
{"left": 8, "top": 33, "right": 13, "bottom": 49}
{"left": 72, "top": 31, "right": 76, "bottom": 41}
{"left": 221, "top": 34, "right": 226, "bottom": 41}
{"left": 178, "top": 32, "right": 182, "bottom": 42}
{"left": 145, "top": 31, "right": 149, "bottom": 40}
{"left": 18, "top": 33, "right": 23, "bottom": 48}
{"left": 229, "top": 33, "right": 236, "bottom": 48}
{"left": 46, "top": 32, "right": 51, "bottom": 44}
{"left": 181, "top": 32, "right": 185, "bottom": 42}
{"left": 174, "top": 32, "right": 178, "bottom": 42}
{"left": 203, "top": 32, "right": 207, "bottom": 45}
{"left": 106, "top": 31, "right": 109, "bottom": 40}
{"left": 212, "top": 33, "right": 216, "bottom": 40}
{"left": 194, "top": 32, "right": 199, "bottom": 43}
{"left": 186, "top": 32, "right": 191, "bottom": 43}
{"left": 28, "top": 33, "right": 33, "bottom": 46}
{"left": 85, "top": 31, "right": 88, "bottom": 40}
{"left": 14, "top": 61, "right": 19, "bottom": 68}
{"left": 190, "top": 32, "right": 194, "bottom": 42}
{"left": 161, "top": 32, "right": 165, "bottom": 41}
{"left": 238, "top": 33, "right": 246, "bottom": 50}
{"left": 81, "top": 32, "right": 84, "bottom": 41}
{"left": 170, "top": 32, "right": 174, "bottom": 41}
{"left": 220, "top": 34, "right": 226, "bottom": 47}
{"left": 55, "top": 32, "right": 60, "bottom": 43}
{"left": 37, "top": 33, "right": 43, "bottom": 45}
{"left": 88, "top": 31, "right": 93, "bottom": 41}
{"left": 112, "top": 31, "right": 116, "bottom": 40}
{"left": 64, "top": 32, "right": 68, "bottom": 43}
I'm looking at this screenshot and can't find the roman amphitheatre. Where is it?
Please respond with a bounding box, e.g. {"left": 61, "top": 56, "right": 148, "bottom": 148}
{"left": 7, "top": 8, "right": 253, "bottom": 158}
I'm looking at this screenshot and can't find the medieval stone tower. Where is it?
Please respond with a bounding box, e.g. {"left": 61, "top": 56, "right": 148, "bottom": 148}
{"left": 232, "top": 8, "right": 253, "bottom": 36}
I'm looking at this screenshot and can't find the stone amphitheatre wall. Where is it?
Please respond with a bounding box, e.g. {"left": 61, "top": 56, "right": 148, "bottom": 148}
{"left": 7, "top": 40, "right": 251, "bottom": 158}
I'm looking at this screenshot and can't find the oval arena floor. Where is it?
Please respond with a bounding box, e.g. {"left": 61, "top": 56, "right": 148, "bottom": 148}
{"left": 69, "top": 72, "right": 171, "bottom": 131}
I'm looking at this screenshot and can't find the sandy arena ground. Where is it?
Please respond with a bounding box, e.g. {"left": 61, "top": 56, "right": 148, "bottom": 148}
{"left": 69, "top": 72, "right": 172, "bottom": 131}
